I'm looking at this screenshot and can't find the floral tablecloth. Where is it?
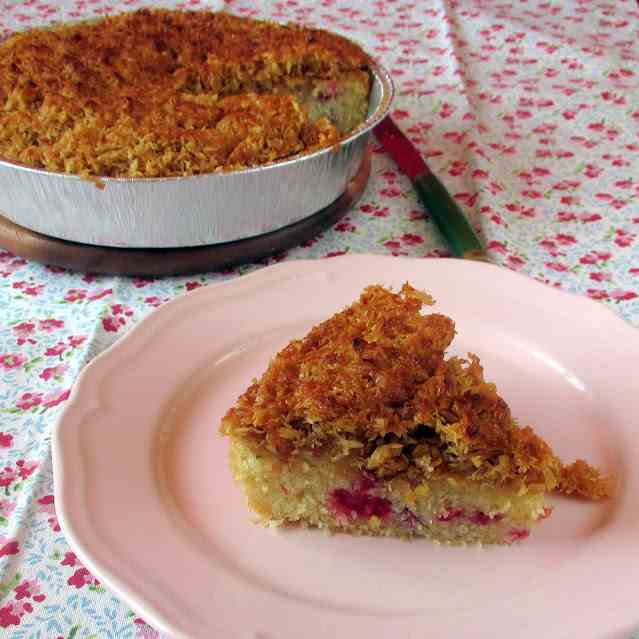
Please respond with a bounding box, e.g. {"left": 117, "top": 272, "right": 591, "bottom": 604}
{"left": 0, "top": 0, "right": 638, "bottom": 637}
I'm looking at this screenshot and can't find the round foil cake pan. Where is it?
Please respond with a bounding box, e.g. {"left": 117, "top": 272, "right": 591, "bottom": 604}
{"left": 0, "top": 63, "right": 393, "bottom": 249}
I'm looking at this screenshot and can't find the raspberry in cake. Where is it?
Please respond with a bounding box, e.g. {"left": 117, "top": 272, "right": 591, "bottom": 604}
{"left": 0, "top": 9, "right": 371, "bottom": 177}
{"left": 220, "top": 284, "right": 610, "bottom": 545}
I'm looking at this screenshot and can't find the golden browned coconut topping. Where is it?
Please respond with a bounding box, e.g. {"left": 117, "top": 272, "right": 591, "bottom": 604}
{"left": 0, "top": 9, "right": 371, "bottom": 177}
{"left": 221, "top": 284, "right": 611, "bottom": 500}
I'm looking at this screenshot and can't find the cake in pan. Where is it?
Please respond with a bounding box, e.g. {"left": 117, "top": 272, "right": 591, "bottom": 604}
{"left": 221, "top": 284, "right": 610, "bottom": 545}
{"left": 0, "top": 9, "right": 371, "bottom": 178}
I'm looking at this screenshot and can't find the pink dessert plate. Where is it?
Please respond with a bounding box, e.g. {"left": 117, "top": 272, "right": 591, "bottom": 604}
{"left": 52, "top": 255, "right": 639, "bottom": 639}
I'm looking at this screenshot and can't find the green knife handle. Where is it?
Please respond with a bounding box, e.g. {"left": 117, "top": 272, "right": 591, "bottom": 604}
{"left": 414, "top": 172, "right": 489, "bottom": 261}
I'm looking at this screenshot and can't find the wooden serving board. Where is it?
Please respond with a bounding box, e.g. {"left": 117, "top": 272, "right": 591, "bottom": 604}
{"left": 0, "top": 149, "right": 370, "bottom": 277}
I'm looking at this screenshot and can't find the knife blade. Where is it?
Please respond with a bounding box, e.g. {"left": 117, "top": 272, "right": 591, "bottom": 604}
{"left": 374, "top": 116, "right": 489, "bottom": 261}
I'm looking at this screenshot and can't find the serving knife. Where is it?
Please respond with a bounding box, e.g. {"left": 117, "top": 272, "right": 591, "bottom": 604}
{"left": 374, "top": 116, "right": 489, "bottom": 262}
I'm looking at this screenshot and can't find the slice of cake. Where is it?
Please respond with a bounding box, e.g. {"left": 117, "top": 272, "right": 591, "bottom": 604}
{"left": 220, "top": 284, "right": 610, "bottom": 545}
